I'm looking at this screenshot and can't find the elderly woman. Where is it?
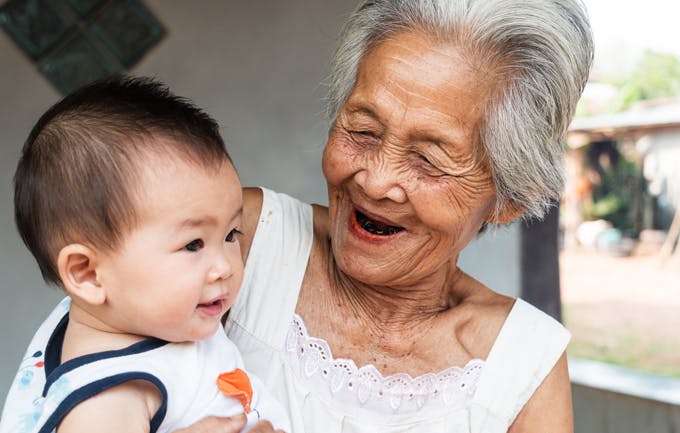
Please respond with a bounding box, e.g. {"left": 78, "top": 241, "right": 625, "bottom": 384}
{"left": 224, "top": 0, "right": 593, "bottom": 432}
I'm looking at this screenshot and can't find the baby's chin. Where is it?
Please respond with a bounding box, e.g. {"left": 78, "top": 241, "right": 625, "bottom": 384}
{"left": 156, "top": 321, "right": 222, "bottom": 344}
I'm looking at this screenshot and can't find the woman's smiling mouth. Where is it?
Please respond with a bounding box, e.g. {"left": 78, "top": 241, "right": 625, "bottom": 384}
{"left": 354, "top": 209, "right": 405, "bottom": 236}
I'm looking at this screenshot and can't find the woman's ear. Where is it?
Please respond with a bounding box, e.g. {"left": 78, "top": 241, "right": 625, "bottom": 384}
{"left": 486, "top": 201, "right": 526, "bottom": 225}
{"left": 57, "top": 244, "right": 106, "bottom": 306}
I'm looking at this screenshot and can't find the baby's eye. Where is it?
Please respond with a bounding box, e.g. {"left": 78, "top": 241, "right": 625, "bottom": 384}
{"left": 184, "top": 239, "right": 204, "bottom": 252}
{"left": 225, "top": 228, "right": 243, "bottom": 243}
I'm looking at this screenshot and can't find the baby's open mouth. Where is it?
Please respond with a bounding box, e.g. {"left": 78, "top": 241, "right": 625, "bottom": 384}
{"left": 196, "top": 298, "right": 224, "bottom": 317}
{"left": 199, "top": 299, "right": 222, "bottom": 308}
{"left": 355, "top": 210, "right": 404, "bottom": 236}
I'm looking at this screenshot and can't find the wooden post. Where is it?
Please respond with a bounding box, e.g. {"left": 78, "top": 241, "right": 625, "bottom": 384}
{"left": 659, "top": 205, "right": 680, "bottom": 264}
{"left": 521, "top": 203, "right": 562, "bottom": 321}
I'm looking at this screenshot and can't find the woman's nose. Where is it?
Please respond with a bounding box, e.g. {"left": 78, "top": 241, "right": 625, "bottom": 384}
{"left": 353, "top": 152, "right": 407, "bottom": 203}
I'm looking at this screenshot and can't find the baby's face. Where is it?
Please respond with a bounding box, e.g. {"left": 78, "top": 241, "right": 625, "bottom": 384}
{"left": 96, "top": 151, "right": 243, "bottom": 342}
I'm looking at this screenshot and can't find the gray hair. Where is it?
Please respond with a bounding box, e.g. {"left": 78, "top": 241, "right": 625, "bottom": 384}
{"left": 327, "top": 0, "right": 593, "bottom": 221}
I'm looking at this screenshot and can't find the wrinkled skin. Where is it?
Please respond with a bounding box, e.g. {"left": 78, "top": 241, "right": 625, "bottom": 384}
{"left": 323, "top": 31, "right": 500, "bottom": 292}
{"left": 238, "top": 29, "right": 573, "bottom": 433}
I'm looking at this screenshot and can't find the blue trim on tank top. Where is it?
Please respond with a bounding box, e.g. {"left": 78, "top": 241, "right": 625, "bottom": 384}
{"left": 42, "top": 311, "right": 168, "bottom": 397}
{"left": 37, "top": 372, "right": 168, "bottom": 433}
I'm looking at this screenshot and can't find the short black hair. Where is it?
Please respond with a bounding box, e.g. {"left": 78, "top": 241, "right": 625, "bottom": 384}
{"left": 14, "top": 75, "right": 231, "bottom": 286}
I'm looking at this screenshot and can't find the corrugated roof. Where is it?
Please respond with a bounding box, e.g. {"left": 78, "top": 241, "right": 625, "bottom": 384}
{"left": 569, "top": 101, "right": 680, "bottom": 133}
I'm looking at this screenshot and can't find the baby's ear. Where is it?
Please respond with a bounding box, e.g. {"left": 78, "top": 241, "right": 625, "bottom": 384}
{"left": 57, "top": 244, "right": 106, "bottom": 306}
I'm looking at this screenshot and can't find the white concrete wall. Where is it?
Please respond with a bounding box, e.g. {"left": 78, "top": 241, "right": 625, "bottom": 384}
{"left": 0, "top": 0, "right": 520, "bottom": 403}
{"left": 460, "top": 224, "right": 520, "bottom": 297}
{"left": 644, "top": 129, "right": 680, "bottom": 227}
{"left": 0, "top": 16, "right": 66, "bottom": 405}
{"left": 573, "top": 384, "right": 680, "bottom": 433}
{"left": 571, "top": 357, "right": 680, "bottom": 433}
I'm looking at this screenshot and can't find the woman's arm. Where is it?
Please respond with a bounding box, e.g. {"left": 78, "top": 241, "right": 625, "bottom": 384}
{"left": 508, "top": 353, "right": 574, "bottom": 433}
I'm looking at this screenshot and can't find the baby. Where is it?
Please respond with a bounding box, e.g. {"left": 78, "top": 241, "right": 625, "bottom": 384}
{"left": 0, "top": 77, "right": 290, "bottom": 433}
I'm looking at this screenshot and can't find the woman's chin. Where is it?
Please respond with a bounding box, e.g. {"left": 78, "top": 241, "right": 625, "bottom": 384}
{"left": 331, "top": 238, "right": 408, "bottom": 286}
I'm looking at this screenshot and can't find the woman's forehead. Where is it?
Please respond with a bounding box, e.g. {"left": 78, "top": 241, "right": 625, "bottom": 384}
{"left": 343, "top": 31, "right": 491, "bottom": 146}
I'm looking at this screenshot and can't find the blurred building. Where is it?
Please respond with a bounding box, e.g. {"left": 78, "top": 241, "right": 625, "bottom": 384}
{"left": 564, "top": 99, "right": 680, "bottom": 254}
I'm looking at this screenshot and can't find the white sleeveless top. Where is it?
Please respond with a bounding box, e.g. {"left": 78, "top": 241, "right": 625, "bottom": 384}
{"left": 225, "top": 188, "right": 571, "bottom": 433}
{"left": 0, "top": 297, "right": 290, "bottom": 433}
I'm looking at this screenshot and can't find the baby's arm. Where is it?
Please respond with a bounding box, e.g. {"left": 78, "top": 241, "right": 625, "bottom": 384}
{"left": 57, "top": 379, "right": 160, "bottom": 433}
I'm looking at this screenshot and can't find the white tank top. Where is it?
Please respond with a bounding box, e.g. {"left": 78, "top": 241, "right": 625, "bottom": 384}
{"left": 226, "top": 187, "right": 571, "bottom": 433}
{"left": 0, "top": 297, "right": 290, "bottom": 433}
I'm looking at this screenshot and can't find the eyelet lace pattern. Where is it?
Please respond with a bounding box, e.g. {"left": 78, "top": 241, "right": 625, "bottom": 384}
{"left": 285, "top": 314, "right": 484, "bottom": 416}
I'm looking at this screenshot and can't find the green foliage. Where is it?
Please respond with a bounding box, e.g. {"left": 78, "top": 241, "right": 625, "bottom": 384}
{"left": 564, "top": 305, "right": 680, "bottom": 378}
{"left": 583, "top": 144, "right": 641, "bottom": 231}
{"left": 588, "top": 194, "right": 625, "bottom": 220}
{"left": 609, "top": 51, "right": 680, "bottom": 112}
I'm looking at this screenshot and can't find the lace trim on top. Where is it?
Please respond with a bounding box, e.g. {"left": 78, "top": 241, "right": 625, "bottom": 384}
{"left": 285, "top": 313, "right": 484, "bottom": 417}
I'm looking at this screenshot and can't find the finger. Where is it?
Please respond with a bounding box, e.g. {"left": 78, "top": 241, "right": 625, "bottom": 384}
{"left": 216, "top": 413, "right": 248, "bottom": 433}
{"left": 245, "top": 419, "right": 275, "bottom": 432}
{"left": 174, "top": 413, "right": 247, "bottom": 433}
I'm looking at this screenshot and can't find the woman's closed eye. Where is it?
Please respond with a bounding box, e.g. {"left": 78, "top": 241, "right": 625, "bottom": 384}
{"left": 225, "top": 228, "right": 243, "bottom": 243}
{"left": 352, "top": 129, "right": 378, "bottom": 138}
{"left": 349, "top": 129, "right": 381, "bottom": 146}
{"left": 184, "top": 239, "right": 204, "bottom": 252}
{"left": 418, "top": 153, "right": 435, "bottom": 167}
{"left": 414, "top": 152, "right": 445, "bottom": 175}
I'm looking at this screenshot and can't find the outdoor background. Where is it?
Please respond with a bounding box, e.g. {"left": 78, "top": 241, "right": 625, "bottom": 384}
{"left": 561, "top": 0, "right": 680, "bottom": 380}
{"left": 0, "top": 0, "right": 679, "bottom": 431}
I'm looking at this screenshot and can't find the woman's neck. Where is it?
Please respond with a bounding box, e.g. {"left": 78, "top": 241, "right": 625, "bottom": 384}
{"left": 328, "top": 254, "right": 466, "bottom": 333}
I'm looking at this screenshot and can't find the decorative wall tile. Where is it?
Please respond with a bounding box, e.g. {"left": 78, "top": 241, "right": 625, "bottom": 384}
{"left": 68, "top": 0, "right": 105, "bottom": 17}
{"left": 90, "top": 0, "right": 165, "bottom": 68}
{"left": 0, "top": 0, "right": 165, "bottom": 94}
{"left": 39, "top": 34, "right": 120, "bottom": 94}
{"left": 0, "top": 0, "right": 74, "bottom": 59}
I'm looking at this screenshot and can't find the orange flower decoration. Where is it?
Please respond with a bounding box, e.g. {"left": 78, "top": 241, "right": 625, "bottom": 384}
{"left": 216, "top": 368, "right": 253, "bottom": 413}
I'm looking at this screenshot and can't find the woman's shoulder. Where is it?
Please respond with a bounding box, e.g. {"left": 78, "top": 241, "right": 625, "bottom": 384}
{"left": 466, "top": 290, "right": 571, "bottom": 429}
{"left": 455, "top": 283, "right": 516, "bottom": 360}
{"left": 300, "top": 204, "right": 331, "bottom": 290}
{"left": 241, "top": 187, "right": 263, "bottom": 261}
{"left": 311, "top": 203, "right": 329, "bottom": 241}
{"left": 241, "top": 187, "right": 322, "bottom": 260}
{"left": 456, "top": 281, "right": 568, "bottom": 359}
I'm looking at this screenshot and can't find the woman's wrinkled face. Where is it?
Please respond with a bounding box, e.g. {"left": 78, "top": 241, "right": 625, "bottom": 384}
{"left": 322, "top": 30, "right": 498, "bottom": 287}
